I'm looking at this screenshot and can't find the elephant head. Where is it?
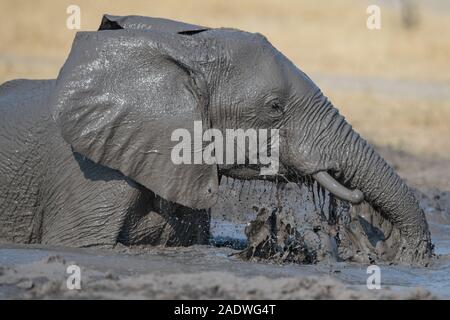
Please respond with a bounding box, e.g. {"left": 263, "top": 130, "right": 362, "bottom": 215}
{"left": 51, "top": 15, "right": 432, "bottom": 264}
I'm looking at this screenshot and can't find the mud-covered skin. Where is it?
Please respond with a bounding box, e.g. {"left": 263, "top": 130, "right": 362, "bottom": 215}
{"left": 0, "top": 80, "right": 209, "bottom": 247}
{"left": 0, "top": 15, "right": 432, "bottom": 264}
{"left": 0, "top": 80, "right": 50, "bottom": 244}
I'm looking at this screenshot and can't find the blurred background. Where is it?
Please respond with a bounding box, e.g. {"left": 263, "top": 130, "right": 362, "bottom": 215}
{"left": 1, "top": 0, "right": 449, "bottom": 163}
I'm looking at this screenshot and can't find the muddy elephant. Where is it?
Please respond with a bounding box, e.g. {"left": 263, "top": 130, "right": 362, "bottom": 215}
{"left": 0, "top": 15, "right": 432, "bottom": 264}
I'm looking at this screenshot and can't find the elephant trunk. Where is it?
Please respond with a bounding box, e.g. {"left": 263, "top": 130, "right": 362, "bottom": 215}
{"left": 289, "top": 92, "right": 433, "bottom": 264}
{"left": 326, "top": 106, "right": 432, "bottom": 264}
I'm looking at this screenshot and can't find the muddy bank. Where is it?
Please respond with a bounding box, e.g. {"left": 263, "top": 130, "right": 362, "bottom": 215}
{"left": 0, "top": 245, "right": 440, "bottom": 299}
{"left": 377, "top": 146, "right": 450, "bottom": 191}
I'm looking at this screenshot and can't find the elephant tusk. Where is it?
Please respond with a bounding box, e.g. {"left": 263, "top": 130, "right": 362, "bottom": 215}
{"left": 312, "top": 171, "right": 364, "bottom": 204}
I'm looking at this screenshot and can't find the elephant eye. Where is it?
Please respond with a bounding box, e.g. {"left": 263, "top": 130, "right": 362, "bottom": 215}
{"left": 270, "top": 102, "right": 283, "bottom": 114}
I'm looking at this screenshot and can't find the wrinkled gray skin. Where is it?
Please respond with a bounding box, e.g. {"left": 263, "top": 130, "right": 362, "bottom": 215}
{"left": 0, "top": 15, "right": 432, "bottom": 264}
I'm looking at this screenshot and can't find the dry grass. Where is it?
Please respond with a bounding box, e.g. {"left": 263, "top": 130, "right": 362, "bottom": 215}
{"left": 0, "top": 0, "right": 449, "bottom": 158}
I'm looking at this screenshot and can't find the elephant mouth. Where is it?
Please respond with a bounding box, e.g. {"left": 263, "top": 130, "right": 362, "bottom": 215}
{"left": 220, "top": 165, "right": 364, "bottom": 204}
{"left": 312, "top": 171, "right": 364, "bottom": 204}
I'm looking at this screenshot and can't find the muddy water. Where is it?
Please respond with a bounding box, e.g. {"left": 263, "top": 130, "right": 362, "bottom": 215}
{"left": 0, "top": 236, "right": 449, "bottom": 298}
{"left": 0, "top": 179, "right": 449, "bottom": 298}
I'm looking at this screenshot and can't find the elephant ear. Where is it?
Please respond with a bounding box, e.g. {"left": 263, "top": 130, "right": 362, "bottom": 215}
{"left": 51, "top": 29, "right": 218, "bottom": 209}
{"left": 99, "top": 14, "right": 209, "bottom": 34}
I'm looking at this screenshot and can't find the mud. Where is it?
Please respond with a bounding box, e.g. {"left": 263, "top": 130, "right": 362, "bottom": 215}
{"left": 0, "top": 244, "right": 443, "bottom": 299}
{"left": 212, "top": 177, "right": 407, "bottom": 265}
{"left": 1, "top": 147, "right": 449, "bottom": 299}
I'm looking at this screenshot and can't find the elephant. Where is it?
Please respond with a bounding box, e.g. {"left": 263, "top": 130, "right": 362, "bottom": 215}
{"left": 0, "top": 15, "right": 433, "bottom": 264}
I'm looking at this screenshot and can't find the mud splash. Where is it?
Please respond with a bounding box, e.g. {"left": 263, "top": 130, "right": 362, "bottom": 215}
{"left": 211, "top": 177, "right": 430, "bottom": 265}
{"left": 237, "top": 207, "right": 317, "bottom": 264}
